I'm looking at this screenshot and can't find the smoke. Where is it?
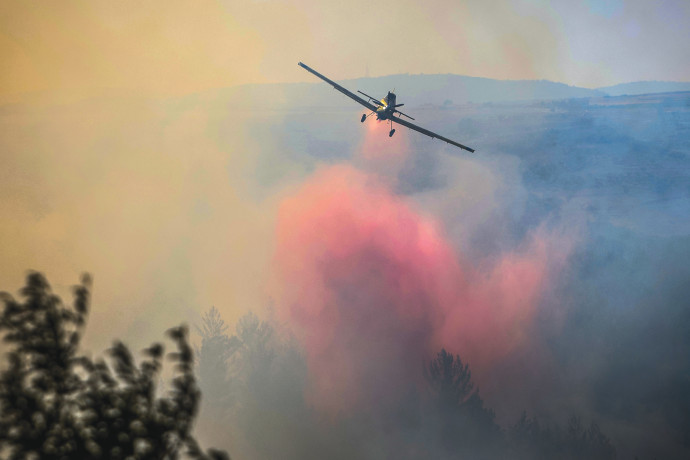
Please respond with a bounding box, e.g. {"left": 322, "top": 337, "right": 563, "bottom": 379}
{"left": 4, "top": 55, "right": 686, "bottom": 456}
{"left": 0, "top": 95, "right": 278, "bottom": 355}
{"left": 274, "top": 161, "right": 571, "bottom": 414}
{"left": 357, "top": 118, "right": 410, "bottom": 163}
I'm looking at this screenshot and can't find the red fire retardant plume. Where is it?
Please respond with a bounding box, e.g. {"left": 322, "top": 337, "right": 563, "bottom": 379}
{"left": 275, "top": 164, "right": 565, "bottom": 414}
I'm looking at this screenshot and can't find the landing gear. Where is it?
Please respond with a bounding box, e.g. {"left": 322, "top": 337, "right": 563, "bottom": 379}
{"left": 361, "top": 111, "right": 375, "bottom": 122}
{"left": 389, "top": 129, "right": 396, "bottom": 137}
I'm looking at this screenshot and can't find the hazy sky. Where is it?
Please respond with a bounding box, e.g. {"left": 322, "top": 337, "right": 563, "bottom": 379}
{"left": 2, "top": 0, "right": 689, "bottom": 103}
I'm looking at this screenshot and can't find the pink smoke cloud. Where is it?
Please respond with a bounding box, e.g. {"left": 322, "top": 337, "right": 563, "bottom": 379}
{"left": 358, "top": 118, "right": 410, "bottom": 162}
{"left": 274, "top": 164, "right": 569, "bottom": 414}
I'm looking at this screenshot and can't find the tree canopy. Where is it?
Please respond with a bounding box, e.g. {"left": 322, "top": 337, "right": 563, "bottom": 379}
{"left": 0, "top": 272, "right": 228, "bottom": 460}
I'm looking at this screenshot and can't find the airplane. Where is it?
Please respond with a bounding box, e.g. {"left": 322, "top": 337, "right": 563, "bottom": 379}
{"left": 298, "top": 62, "right": 475, "bottom": 153}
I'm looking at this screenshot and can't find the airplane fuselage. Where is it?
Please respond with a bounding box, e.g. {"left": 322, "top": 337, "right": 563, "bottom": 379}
{"left": 375, "top": 92, "right": 397, "bottom": 120}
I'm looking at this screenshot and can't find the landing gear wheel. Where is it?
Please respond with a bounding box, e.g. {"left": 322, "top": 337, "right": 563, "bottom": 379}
{"left": 361, "top": 114, "right": 367, "bottom": 123}
{"left": 389, "top": 129, "right": 396, "bottom": 137}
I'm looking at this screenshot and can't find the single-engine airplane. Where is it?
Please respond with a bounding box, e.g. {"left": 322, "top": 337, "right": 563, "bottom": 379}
{"left": 298, "top": 62, "right": 475, "bottom": 153}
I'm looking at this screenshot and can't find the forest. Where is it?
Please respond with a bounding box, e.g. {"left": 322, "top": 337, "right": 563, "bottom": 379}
{"left": 1, "top": 272, "right": 616, "bottom": 459}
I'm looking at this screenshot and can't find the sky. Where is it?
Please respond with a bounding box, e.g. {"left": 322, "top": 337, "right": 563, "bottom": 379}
{"left": 1, "top": 0, "right": 690, "bottom": 104}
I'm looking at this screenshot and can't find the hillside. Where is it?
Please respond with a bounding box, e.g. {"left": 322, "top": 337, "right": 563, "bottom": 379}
{"left": 598, "top": 81, "right": 690, "bottom": 96}
{"left": 196, "top": 73, "right": 604, "bottom": 109}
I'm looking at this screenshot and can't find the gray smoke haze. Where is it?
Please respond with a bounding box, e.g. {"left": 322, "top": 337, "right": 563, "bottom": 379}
{"left": 2, "top": 84, "right": 689, "bottom": 458}
{"left": 191, "top": 89, "right": 690, "bottom": 459}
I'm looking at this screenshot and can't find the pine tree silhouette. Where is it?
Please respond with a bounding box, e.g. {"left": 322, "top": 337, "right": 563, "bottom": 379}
{"left": 0, "top": 272, "right": 229, "bottom": 460}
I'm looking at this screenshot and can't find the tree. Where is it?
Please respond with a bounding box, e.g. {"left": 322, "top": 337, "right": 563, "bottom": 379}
{"left": 233, "top": 311, "right": 274, "bottom": 384}
{"left": 423, "top": 349, "right": 502, "bottom": 458}
{"left": 0, "top": 272, "right": 228, "bottom": 460}
{"left": 195, "top": 307, "right": 240, "bottom": 417}
{"left": 510, "top": 412, "right": 616, "bottom": 460}
{"left": 424, "top": 348, "right": 475, "bottom": 408}
{"left": 194, "top": 309, "right": 276, "bottom": 418}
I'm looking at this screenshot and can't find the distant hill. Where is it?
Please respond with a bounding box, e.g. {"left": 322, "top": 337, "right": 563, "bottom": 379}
{"left": 9, "top": 76, "right": 689, "bottom": 111}
{"left": 201, "top": 74, "right": 604, "bottom": 110}
{"left": 598, "top": 81, "right": 690, "bottom": 96}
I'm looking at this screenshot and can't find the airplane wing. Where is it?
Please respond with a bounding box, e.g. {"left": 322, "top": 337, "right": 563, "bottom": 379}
{"left": 357, "top": 90, "right": 384, "bottom": 107}
{"left": 390, "top": 115, "right": 475, "bottom": 153}
{"left": 298, "top": 62, "right": 378, "bottom": 112}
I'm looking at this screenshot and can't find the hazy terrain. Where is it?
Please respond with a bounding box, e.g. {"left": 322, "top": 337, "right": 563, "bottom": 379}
{"left": 598, "top": 81, "right": 690, "bottom": 96}
{"left": 193, "top": 73, "right": 690, "bottom": 111}
{"left": 193, "top": 85, "right": 690, "bottom": 458}
{"left": 1, "top": 75, "right": 688, "bottom": 458}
